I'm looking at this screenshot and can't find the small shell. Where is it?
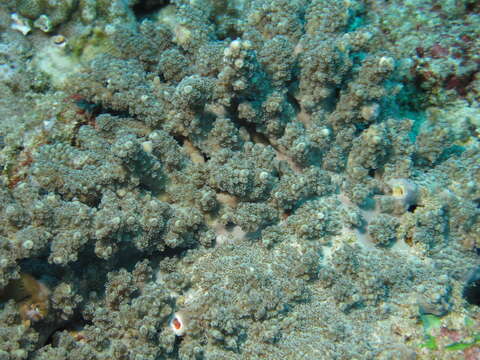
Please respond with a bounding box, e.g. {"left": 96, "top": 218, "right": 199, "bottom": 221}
{"left": 52, "top": 35, "right": 67, "bottom": 47}
{"left": 170, "top": 312, "right": 187, "bottom": 336}
{"left": 387, "top": 178, "right": 418, "bottom": 207}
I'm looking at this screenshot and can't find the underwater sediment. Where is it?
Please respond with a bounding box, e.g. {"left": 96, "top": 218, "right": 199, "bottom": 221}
{"left": 0, "top": 0, "right": 479, "bottom": 359}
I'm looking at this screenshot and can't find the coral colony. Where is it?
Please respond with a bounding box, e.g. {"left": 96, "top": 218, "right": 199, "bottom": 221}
{"left": 0, "top": 0, "right": 479, "bottom": 359}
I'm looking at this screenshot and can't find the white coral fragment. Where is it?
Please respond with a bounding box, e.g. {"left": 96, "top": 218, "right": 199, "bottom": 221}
{"left": 10, "top": 13, "right": 31, "bottom": 36}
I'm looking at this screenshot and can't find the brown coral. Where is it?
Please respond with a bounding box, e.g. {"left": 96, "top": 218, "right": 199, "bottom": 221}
{"left": 0, "top": 273, "right": 50, "bottom": 327}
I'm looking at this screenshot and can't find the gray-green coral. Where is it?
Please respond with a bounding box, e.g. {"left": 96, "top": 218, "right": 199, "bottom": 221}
{"left": 0, "top": 0, "right": 479, "bottom": 359}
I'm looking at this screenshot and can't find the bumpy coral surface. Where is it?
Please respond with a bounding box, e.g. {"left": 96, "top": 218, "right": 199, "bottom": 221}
{"left": 0, "top": 0, "right": 479, "bottom": 359}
